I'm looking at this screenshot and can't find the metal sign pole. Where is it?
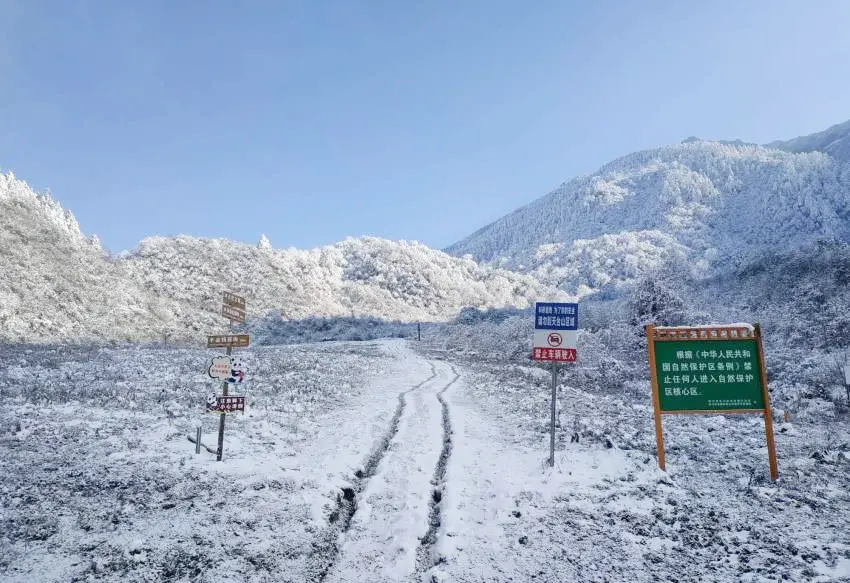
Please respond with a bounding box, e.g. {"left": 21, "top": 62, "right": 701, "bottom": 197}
{"left": 549, "top": 363, "right": 557, "bottom": 467}
{"left": 531, "top": 302, "right": 578, "bottom": 468}
{"left": 216, "top": 344, "right": 231, "bottom": 462}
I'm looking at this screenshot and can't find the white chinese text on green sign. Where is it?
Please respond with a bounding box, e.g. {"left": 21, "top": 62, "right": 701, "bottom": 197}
{"left": 653, "top": 339, "right": 765, "bottom": 412}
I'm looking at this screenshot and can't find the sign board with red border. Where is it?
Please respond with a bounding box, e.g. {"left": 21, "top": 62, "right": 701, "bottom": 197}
{"left": 532, "top": 302, "right": 578, "bottom": 362}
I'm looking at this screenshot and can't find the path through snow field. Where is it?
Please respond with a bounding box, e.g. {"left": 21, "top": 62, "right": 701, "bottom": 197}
{"left": 2, "top": 339, "right": 849, "bottom": 582}
{"left": 321, "top": 359, "right": 458, "bottom": 583}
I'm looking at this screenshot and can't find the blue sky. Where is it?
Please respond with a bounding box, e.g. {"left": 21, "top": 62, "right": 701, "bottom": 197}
{"left": 2, "top": 1, "right": 849, "bottom": 253}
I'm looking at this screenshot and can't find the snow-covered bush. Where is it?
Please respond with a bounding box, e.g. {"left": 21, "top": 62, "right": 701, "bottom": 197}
{"left": 249, "top": 315, "right": 417, "bottom": 345}
{"left": 626, "top": 274, "right": 688, "bottom": 328}
{"left": 797, "top": 398, "right": 839, "bottom": 423}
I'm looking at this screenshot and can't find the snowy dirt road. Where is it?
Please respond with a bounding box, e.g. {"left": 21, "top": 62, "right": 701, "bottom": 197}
{"left": 323, "top": 360, "right": 458, "bottom": 583}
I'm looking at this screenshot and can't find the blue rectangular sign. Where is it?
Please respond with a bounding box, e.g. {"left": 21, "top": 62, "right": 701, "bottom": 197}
{"left": 534, "top": 302, "right": 578, "bottom": 330}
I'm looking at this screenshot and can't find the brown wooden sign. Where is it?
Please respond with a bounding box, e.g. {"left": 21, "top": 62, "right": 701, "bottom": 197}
{"left": 207, "top": 334, "right": 250, "bottom": 348}
{"left": 223, "top": 291, "right": 246, "bottom": 311}
{"left": 221, "top": 304, "right": 246, "bottom": 324}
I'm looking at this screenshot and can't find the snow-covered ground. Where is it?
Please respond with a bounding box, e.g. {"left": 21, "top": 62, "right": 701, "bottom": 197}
{"left": 429, "top": 354, "right": 850, "bottom": 583}
{"left": 1, "top": 340, "right": 413, "bottom": 582}
{"left": 2, "top": 340, "right": 849, "bottom": 582}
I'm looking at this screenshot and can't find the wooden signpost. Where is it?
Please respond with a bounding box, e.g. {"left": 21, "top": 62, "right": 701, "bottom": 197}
{"left": 208, "top": 292, "right": 249, "bottom": 462}
{"left": 222, "top": 291, "right": 246, "bottom": 324}
{"left": 646, "top": 323, "right": 778, "bottom": 480}
{"left": 223, "top": 291, "right": 246, "bottom": 311}
{"left": 222, "top": 304, "right": 245, "bottom": 323}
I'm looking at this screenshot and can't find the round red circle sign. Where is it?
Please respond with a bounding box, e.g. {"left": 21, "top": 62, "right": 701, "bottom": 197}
{"left": 547, "top": 332, "right": 563, "bottom": 347}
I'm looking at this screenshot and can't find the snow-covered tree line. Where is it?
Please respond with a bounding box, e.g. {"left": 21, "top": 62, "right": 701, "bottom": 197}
{"left": 0, "top": 172, "right": 565, "bottom": 343}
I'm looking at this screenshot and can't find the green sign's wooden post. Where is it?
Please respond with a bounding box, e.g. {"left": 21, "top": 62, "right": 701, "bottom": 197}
{"left": 646, "top": 323, "right": 779, "bottom": 480}
{"left": 755, "top": 324, "right": 779, "bottom": 481}
{"left": 646, "top": 324, "right": 666, "bottom": 471}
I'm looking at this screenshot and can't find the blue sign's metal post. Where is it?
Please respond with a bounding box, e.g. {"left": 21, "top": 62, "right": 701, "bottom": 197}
{"left": 195, "top": 426, "right": 201, "bottom": 454}
{"left": 550, "top": 363, "right": 558, "bottom": 467}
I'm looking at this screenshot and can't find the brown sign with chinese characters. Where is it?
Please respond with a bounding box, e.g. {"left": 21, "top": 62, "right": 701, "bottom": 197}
{"left": 207, "top": 334, "right": 250, "bottom": 348}
{"left": 223, "top": 292, "right": 246, "bottom": 311}
{"left": 221, "top": 304, "right": 246, "bottom": 324}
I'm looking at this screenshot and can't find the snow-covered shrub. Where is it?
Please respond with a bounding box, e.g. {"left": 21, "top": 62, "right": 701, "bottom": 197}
{"left": 627, "top": 273, "right": 687, "bottom": 327}
{"left": 579, "top": 298, "right": 626, "bottom": 332}
{"left": 249, "top": 315, "right": 417, "bottom": 345}
{"left": 797, "top": 398, "right": 839, "bottom": 422}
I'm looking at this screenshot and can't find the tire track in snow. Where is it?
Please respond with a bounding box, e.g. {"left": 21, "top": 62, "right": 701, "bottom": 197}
{"left": 414, "top": 364, "right": 460, "bottom": 581}
{"left": 321, "top": 360, "right": 456, "bottom": 582}
{"left": 357, "top": 362, "right": 437, "bottom": 483}
{"left": 311, "top": 363, "right": 438, "bottom": 583}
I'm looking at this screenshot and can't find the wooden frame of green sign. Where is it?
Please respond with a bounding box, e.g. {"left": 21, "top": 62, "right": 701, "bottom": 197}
{"left": 646, "top": 323, "right": 779, "bottom": 481}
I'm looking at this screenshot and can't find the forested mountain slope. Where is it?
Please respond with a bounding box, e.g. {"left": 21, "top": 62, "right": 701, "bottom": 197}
{"left": 448, "top": 126, "right": 850, "bottom": 295}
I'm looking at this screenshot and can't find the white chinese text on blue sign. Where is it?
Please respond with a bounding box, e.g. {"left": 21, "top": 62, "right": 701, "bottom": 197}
{"left": 534, "top": 302, "right": 578, "bottom": 331}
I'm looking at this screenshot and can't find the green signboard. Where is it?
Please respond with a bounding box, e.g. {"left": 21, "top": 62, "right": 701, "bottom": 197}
{"left": 652, "top": 339, "right": 765, "bottom": 412}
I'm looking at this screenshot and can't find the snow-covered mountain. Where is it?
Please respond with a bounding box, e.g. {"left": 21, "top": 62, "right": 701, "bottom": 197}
{"left": 7, "top": 120, "right": 850, "bottom": 342}
{"left": 0, "top": 172, "right": 563, "bottom": 343}
{"left": 447, "top": 122, "right": 850, "bottom": 295}
{"left": 768, "top": 119, "right": 850, "bottom": 163}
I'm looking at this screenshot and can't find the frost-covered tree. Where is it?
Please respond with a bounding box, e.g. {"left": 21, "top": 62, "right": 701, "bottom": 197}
{"left": 627, "top": 273, "right": 687, "bottom": 328}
